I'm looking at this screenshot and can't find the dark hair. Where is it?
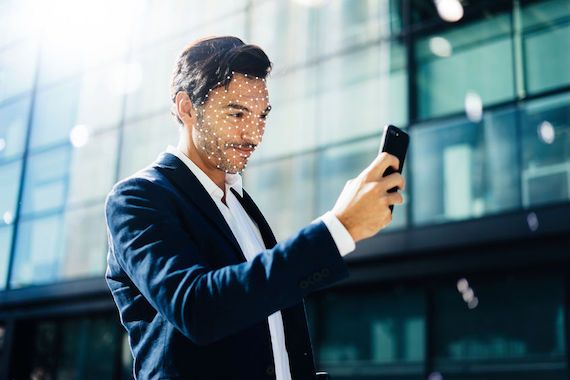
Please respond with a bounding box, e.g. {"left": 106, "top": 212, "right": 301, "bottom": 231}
{"left": 170, "top": 36, "right": 272, "bottom": 125}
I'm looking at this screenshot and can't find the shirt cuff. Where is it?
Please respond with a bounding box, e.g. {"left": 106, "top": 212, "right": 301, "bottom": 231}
{"left": 311, "top": 211, "right": 355, "bottom": 257}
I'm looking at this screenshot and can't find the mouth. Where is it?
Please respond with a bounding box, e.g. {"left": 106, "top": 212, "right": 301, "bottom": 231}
{"left": 228, "top": 144, "right": 254, "bottom": 157}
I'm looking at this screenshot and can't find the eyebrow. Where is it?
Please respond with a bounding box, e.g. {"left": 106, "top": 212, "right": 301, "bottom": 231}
{"left": 226, "top": 102, "right": 272, "bottom": 114}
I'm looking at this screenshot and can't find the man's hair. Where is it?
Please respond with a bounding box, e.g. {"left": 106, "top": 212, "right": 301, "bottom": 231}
{"left": 170, "top": 36, "right": 272, "bottom": 125}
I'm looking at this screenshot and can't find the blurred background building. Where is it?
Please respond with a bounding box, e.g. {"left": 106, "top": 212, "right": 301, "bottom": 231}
{"left": 0, "top": 0, "right": 568, "bottom": 378}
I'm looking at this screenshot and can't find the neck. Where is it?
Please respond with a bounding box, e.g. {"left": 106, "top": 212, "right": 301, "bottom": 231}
{"left": 177, "top": 139, "right": 226, "bottom": 194}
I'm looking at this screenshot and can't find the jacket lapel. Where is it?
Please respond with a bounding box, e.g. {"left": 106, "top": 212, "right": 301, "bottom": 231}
{"left": 230, "top": 187, "right": 278, "bottom": 250}
{"left": 153, "top": 152, "right": 246, "bottom": 262}
{"left": 230, "top": 188, "right": 316, "bottom": 378}
{"left": 155, "top": 152, "right": 315, "bottom": 376}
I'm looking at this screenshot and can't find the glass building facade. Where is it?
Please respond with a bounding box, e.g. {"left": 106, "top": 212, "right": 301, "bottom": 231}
{"left": 0, "top": 0, "right": 568, "bottom": 379}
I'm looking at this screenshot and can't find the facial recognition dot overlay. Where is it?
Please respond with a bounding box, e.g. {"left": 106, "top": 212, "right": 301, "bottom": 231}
{"left": 191, "top": 71, "right": 270, "bottom": 175}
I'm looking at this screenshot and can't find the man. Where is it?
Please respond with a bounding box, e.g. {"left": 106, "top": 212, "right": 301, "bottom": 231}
{"left": 105, "top": 36, "right": 404, "bottom": 380}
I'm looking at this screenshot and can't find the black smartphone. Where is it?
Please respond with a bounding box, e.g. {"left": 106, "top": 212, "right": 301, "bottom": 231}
{"left": 379, "top": 124, "right": 409, "bottom": 212}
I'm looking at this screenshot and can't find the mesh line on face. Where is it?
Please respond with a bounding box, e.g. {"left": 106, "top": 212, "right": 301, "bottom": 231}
{"left": 194, "top": 73, "right": 270, "bottom": 174}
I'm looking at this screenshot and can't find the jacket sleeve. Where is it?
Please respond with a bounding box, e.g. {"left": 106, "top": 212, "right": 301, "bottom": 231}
{"left": 105, "top": 177, "right": 349, "bottom": 345}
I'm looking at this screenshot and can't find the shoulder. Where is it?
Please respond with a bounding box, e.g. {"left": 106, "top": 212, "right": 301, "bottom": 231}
{"left": 105, "top": 165, "right": 172, "bottom": 210}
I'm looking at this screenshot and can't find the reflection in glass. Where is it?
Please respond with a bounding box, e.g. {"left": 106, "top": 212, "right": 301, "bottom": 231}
{"left": 121, "top": 332, "right": 134, "bottom": 380}
{"left": 126, "top": 14, "right": 247, "bottom": 122}
{"left": 250, "top": 0, "right": 318, "bottom": 72}
{"left": 253, "top": 67, "right": 318, "bottom": 161}
{"left": 433, "top": 275, "right": 566, "bottom": 379}
{"left": 11, "top": 213, "right": 65, "bottom": 288}
{"left": 75, "top": 65, "right": 128, "bottom": 130}
{"left": 119, "top": 113, "right": 179, "bottom": 179}
{"left": 317, "top": 43, "right": 407, "bottom": 146}
{"left": 27, "top": 315, "right": 122, "bottom": 379}
{"left": 0, "top": 160, "right": 23, "bottom": 222}
{"left": 521, "top": 93, "right": 570, "bottom": 207}
{"left": 522, "top": 0, "right": 570, "bottom": 94}
{"left": 29, "top": 80, "right": 80, "bottom": 150}
{"left": 36, "top": 0, "right": 134, "bottom": 86}
{"left": 0, "top": 39, "right": 38, "bottom": 102}
{"left": 61, "top": 204, "right": 107, "bottom": 279}
{"left": 124, "top": 39, "right": 185, "bottom": 122}
{"left": 316, "top": 0, "right": 402, "bottom": 57}
{"left": 0, "top": 97, "right": 31, "bottom": 160}
{"left": 0, "top": 226, "right": 13, "bottom": 289}
{"left": 411, "top": 110, "right": 520, "bottom": 225}
{"left": 67, "top": 129, "right": 119, "bottom": 207}
{"left": 130, "top": 0, "right": 246, "bottom": 50}
{"left": 317, "top": 138, "right": 407, "bottom": 230}
{"left": 312, "top": 288, "right": 425, "bottom": 377}
{"left": 415, "top": 13, "right": 514, "bottom": 119}
{"left": 21, "top": 147, "right": 70, "bottom": 216}
{"left": 244, "top": 154, "right": 315, "bottom": 242}
{"left": 0, "top": 1, "right": 39, "bottom": 47}
{"left": 12, "top": 203, "right": 107, "bottom": 288}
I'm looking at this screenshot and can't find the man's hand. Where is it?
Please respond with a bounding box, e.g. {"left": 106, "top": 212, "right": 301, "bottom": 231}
{"left": 331, "top": 152, "right": 405, "bottom": 243}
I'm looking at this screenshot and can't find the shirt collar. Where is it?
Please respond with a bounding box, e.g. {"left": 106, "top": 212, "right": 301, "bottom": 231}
{"left": 165, "top": 145, "right": 243, "bottom": 199}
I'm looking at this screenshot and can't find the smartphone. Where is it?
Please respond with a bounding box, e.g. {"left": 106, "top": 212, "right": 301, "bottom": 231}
{"left": 379, "top": 124, "right": 409, "bottom": 212}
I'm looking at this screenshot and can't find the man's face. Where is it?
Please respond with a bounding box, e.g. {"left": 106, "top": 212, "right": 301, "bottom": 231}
{"left": 192, "top": 73, "right": 271, "bottom": 174}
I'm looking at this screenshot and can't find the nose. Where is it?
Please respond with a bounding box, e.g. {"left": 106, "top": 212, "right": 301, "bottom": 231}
{"left": 241, "top": 119, "right": 265, "bottom": 146}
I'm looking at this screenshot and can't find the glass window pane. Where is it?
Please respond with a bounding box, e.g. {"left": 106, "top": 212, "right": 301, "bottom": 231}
{"left": 0, "top": 96, "right": 31, "bottom": 160}
{"left": 37, "top": 34, "right": 85, "bottom": 86}
{"left": 27, "top": 315, "right": 122, "bottom": 379}
{"left": 0, "top": 1, "right": 38, "bottom": 48}
{"left": 61, "top": 204, "right": 107, "bottom": 280}
{"left": 317, "top": 42, "right": 407, "bottom": 146}
{"left": 130, "top": 0, "right": 246, "bottom": 50}
{"left": 121, "top": 332, "right": 134, "bottom": 380}
{"left": 29, "top": 321, "right": 58, "bottom": 375}
{"left": 0, "top": 159, "right": 23, "bottom": 222}
{"left": 521, "top": 92, "right": 570, "bottom": 207}
{"left": 21, "top": 147, "right": 71, "bottom": 216}
{"left": 433, "top": 275, "right": 566, "bottom": 379}
{"left": 29, "top": 80, "right": 80, "bottom": 151}
{"left": 312, "top": 288, "right": 425, "bottom": 378}
{"left": 250, "top": 0, "right": 318, "bottom": 71}
{"left": 119, "top": 113, "right": 179, "bottom": 179}
{"left": 243, "top": 154, "right": 315, "bottom": 242}
{"left": 81, "top": 316, "right": 122, "bottom": 378}
{"left": 316, "top": 0, "right": 402, "bottom": 57}
{"left": 415, "top": 14, "right": 514, "bottom": 119}
{"left": 67, "top": 129, "right": 119, "bottom": 207}
{"left": 522, "top": 0, "right": 570, "bottom": 94}
{"left": 11, "top": 212, "right": 65, "bottom": 288}
{"left": 0, "top": 226, "right": 14, "bottom": 290}
{"left": 36, "top": 1, "right": 133, "bottom": 86}
{"left": 252, "top": 66, "right": 318, "bottom": 161}
{"left": 0, "top": 321, "right": 6, "bottom": 359}
{"left": 0, "top": 39, "right": 38, "bottom": 102}
{"left": 124, "top": 41, "right": 182, "bottom": 122}
{"left": 411, "top": 109, "right": 520, "bottom": 226}
{"left": 126, "top": 14, "right": 247, "bottom": 121}
{"left": 316, "top": 138, "right": 407, "bottom": 230}
{"left": 12, "top": 203, "right": 106, "bottom": 288}
{"left": 75, "top": 65, "right": 128, "bottom": 130}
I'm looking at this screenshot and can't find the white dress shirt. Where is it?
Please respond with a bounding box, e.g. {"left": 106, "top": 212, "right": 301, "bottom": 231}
{"left": 165, "top": 145, "right": 355, "bottom": 380}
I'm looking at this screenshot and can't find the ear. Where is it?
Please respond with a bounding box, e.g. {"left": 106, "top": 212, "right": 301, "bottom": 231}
{"left": 175, "top": 91, "right": 195, "bottom": 126}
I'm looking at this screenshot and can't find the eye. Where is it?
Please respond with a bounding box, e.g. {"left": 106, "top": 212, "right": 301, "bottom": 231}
{"left": 260, "top": 114, "right": 268, "bottom": 120}
{"left": 228, "top": 112, "right": 244, "bottom": 118}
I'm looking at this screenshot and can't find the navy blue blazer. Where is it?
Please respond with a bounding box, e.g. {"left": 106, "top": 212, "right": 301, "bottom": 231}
{"left": 105, "top": 151, "right": 349, "bottom": 379}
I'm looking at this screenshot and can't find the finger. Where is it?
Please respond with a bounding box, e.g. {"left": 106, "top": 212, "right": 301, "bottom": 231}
{"left": 379, "top": 172, "right": 405, "bottom": 192}
{"left": 385, "top": 191, "right": 403, "bottom": 205}
{"left": 366, "top": 152, "right": 400, "bottom": 180}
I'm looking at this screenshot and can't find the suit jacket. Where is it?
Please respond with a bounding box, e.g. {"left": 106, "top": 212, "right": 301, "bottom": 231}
{"left": 104, "top": 151, "right": 349, "bottom": 379}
